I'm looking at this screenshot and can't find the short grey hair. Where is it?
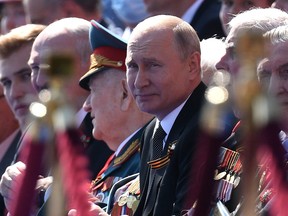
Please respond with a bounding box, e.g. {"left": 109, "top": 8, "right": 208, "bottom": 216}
{"left": 264, "top": 25, "right": 288, "bottom": 45}
{"left": 173, "top": 21, "right": 200, "bottom": 60}
{"left": 228, "top": 8, "right": 288, "bottom": 36}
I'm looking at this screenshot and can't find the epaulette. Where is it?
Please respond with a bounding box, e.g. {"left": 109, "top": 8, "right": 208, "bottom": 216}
{"left": 113, "top": 139, "right": 140, "bottom": 166}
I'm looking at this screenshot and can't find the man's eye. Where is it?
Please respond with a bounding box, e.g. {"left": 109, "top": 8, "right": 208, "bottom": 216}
{"left": 279, "top": 68, "right": 288, "bottom": 80}
{"left": 127, "top": 63, "right": 138, "bottom": 69}
{"left": 21, "top": 72, "right": 32, "bottom": 80}
{"left": 1, "top": 80, "right": 11, "bottom": 88}
{"left": 258, "top": 70, "right": 271, "bottom": 83}
{"left": 151, "top": 63, "right": 160, "bottom": 67}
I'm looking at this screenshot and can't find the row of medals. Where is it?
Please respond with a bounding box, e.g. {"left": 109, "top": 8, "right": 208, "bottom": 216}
{"left": 117, "top": 177, "right": 140, "bottom": 213}
{"left": 214, "top": 169, "right": 241, "bottom": 202}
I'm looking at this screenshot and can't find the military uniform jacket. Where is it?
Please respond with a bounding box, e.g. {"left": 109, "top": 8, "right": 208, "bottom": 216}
{"left": 90, "top": 127, "right": 145, "bottom": 205}
{"left": 134, "top": 82, "right": 206, "bottom": 216}
{"left": 212, "top": 121, "right": 244, "bottom": 214}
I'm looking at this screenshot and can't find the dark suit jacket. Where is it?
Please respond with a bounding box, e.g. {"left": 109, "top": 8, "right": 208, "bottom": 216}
{"left": 190, "top": 0, "right": 225, "bottom": 40}
{"left": 135, "top": 82, "right": 206, "bottom": 216}
{"left": 0, "top": 130, "right": 21, "bottom": 216}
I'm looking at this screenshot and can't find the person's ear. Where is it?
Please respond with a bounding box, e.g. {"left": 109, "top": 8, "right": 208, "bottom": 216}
{"left": 188, "top": 51, "right": 201, "bottom": 80}
{"left": 120, "top": 79, "right": 132, "bottom": 111}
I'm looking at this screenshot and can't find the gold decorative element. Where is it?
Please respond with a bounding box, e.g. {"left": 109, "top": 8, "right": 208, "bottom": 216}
{"left": 127, "top": 196, "right": 137, "bottom": 209}
{"left": 90, "top": 54, "right": 123, "bottom": 71}
{"left": 132, "top": 199, "right": 140, "bottom": 213}
{"left": 113, "top": 139, "right": 140, "bottom": 166}
{"left": 118, "top": 194, "right": 128, "bottom": 206}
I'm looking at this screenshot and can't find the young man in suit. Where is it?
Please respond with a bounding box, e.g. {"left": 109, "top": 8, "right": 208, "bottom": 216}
{"left": 125, "top": 15, "right": 206, "bottom": 216}
{"left": 143, "top": 0, "right": 225, "bottom": 40}
{"left": 0, "top": 24, "right": 45, "bottom": 216}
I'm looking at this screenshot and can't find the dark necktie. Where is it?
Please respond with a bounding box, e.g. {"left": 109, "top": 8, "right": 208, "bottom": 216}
{"left": 152, "top": 124, "right": 166, "bottom": 160}
{"left": 144, "top": 123, "right": 166, "bottom": 214}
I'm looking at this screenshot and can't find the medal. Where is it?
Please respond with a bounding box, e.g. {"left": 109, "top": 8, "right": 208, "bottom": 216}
{"left": 233, "top": 176, "right": 241, "bottom": 188}
{"left": 229, "top": 174, "right": 235, "bottom": 184}
{"left": 95, "top": 192, "right": 105, "bottom": 202}
{"left": 118, "top": 194, "right": 128, "bottom": 206}
{"left": 214, "top": 171, "right": 226, "bottom": 180}
{"left": 132, "top": 199, "right": 140, "bottom": 213}
{"left": 126, "top": 195, "right": 137, "bottom": 209}
{"left": 226, "top": 172, "right": 231, "bottom": 182}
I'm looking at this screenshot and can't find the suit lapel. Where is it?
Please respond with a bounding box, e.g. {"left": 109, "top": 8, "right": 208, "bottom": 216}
{"left": 166, "top": 82, "right": 206, "bottom": 145}
{"left": 142, "top": 83, "right": 207, "bottom": 215}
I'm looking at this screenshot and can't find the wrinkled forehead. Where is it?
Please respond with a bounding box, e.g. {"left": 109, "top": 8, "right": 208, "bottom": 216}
{"left": 265, "top": 42, "right": 288, "bottom": 66}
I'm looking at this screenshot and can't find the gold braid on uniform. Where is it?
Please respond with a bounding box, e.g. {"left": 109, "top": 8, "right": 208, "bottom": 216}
{"left": 90, "top": 54, "right": 123, "bottom": 70}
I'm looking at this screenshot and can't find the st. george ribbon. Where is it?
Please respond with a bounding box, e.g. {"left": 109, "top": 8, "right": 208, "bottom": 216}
{"left": 10, "top": 53, "right": 93, "bottom": 216}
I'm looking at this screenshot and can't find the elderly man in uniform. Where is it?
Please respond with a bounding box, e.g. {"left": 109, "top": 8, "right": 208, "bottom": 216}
{"left": 68, "top": 20, "right": 152, "bottom": 215}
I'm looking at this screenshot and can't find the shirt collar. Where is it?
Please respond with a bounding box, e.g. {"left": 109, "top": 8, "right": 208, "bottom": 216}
{"left": 157, "top": 95, "right": 190, "bottom": 142}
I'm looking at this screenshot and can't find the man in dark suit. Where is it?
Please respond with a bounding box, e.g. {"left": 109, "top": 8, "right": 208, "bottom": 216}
{"left": 144, "top": 0, "right": 225, "bottom": 40}
{"left": 125, "top": 15, "right": 206, "bottom": 216}
{"left": 0, "top": 24, "right": 46, "bottom": 216}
